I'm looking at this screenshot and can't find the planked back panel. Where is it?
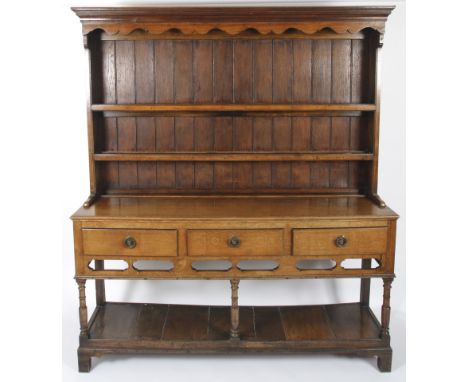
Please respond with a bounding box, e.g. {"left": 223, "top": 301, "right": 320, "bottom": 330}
{"left": 98, "top": 38, "right": 370, "bottom": 105}
{"left": 91, "top": 32, "right": 375, "bottom": 195}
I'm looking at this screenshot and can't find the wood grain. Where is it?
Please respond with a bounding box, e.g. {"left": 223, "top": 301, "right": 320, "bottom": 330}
{"left": 292, "top": 227, "right": 388, "bottom": 256}
{"left": 74, "top": 6, "right": 397, "bottom": 373}
{"left": 187, "top": 229, "right": 284, "bottom": 256}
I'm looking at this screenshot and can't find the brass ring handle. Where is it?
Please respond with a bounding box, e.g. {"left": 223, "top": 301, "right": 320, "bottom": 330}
{"left": 227, "top": 236, "right": 241, "bottom": 248}
{"left": 335, "top": 235, "right": 347, "bottom": 248}
{"left": 124, "top": 236, "right": 137, "bottom": 249}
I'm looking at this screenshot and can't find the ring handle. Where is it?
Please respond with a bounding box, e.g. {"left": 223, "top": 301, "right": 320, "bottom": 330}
{"left": 227, "top": 236, "right": 241, "bottom": 248}
{"left": 124, "top": 236, "right": 137, "bottom": 249}
{"left": 335, "top": 235, "right": 347, "bottom": 248}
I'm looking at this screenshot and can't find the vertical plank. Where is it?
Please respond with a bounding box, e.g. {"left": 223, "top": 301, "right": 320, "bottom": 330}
{"left": 117, "top": 117, "right": 137, "bottom": 188}
{"left": 272, "top": 162, "right": 291, "bottom": 188}
{"left": 291, "top": 117, "right": 311, "bottom": 188}
{"left": 254, "top": 40, "right": 273, "bottom": 103}
{"left": 174, "top": 40, "right": 193, "bottom": 103}
{"left": 330, "top": 117, "right": 350, "bottom": 188}
{"left": 154, "top": 40, "right": 174, "bottom": 103}
{"left": 175, "top": 117, "right": 194, "bottom": 151}
{"left": 214, "top": 117, "right": 233, "bottom": 151}
{"left": 101, "top": 40, "right": 116, "bottom": 104}
{"left": 312, "top": 40, "right": 332, "bottom": 103}
{"left": 214, "top": 163, "right": 233, "bottom": 190}
{"left": 136, "top": 117, "right": 157, "bottom": 187}
{"left": 253, "top": 117, "right": 273, "bottom": 151}
{"left": 233, "top": 163, "right": 253, "bottom": 190}
{"left": 332, "top": 40, "right": 352, "bottom": 103}
{"left": 253, "top": 117, "right": 272, "bottom": 188}
{"left": 292, "top": 40, "right": 312, "bottom": 102}
{"left": 331, "top": 117, "right": 350, "bottom": 151}
{"left": 213, "top": 40, "right": 233, "bottom": 103}
{"left": 194, "top": 117, "right": 214, "bottom": 190}
{"left": 176, "top": 162, "right": 194, "bottom": 189}
{"left": 100, "top": 162, "right": 118, "bottom": 189}
{"left": 233, "top": 40, "right": 253, "bottom": 103}
{"left": 156, "top": 117, "right": 175, "bottom": 188}
{"left": 272, "top": 117, "right": 291, "bottom": 188}
{"left": 273, "top": 40, "right": 293, "bottom": 103}
{"left": 310, "top": 162, "right": 330, "bottom": 188}
{"left": 330, "top": 162, "right": 349, "bottom": 188}
{"left": 195, "top": 162, "right": 214, "bottom": 189}
{"left": 349, "top": 117, "right": 362, "bottom": 151}
{"left": 310, "top": 117, "right": 331, "bottom": 188}
{"left": 311, "top": 117, "right": 331, "bottom": 151}
{"left": 194, "top": 117, "right": 214, "bottom": 151}
{"left": 351, "top": 39, "right": 365, "bottom": 103}
{"left": 118, "top": 162, "right": 138, "bottom": 188}
{"left": 136, "top": 117, "right": 156, "bottom": 152}
{"left": 232, "top": 118, "right": 253, "bottom": 190}
{"left": 348, "top": 162, "right": 360, "bottom": 189}
{"left": 253, "top": 162, "right": 271, "bottom": 189}
{"left": 291, "top": 117, "right": 311, "bottom": 151}
{"left": 233, "top": 117, "right": 253, "bottom": 151}
{"left": 273, "top": 117, "right": 291, "bottom": 151}
{"left": 155, "top": 117, "right": 175, "bottom": 152}
{"left": 103, "top": 117, "right": 117, "bottom": 151}
{"left": 193, "top": 40, "right": 213, "bottom": 103}
{"left": 115, "top": 41, "right": 135, "bottom": 104}
{"left": 135, "top": 40, "right": 155, "bottom": 103}
{"left": 175, "top": 117, "right": 194, "bottom": 188}
{"left": 291, "top": 162, "right": 310, "bottom": 188}
{"left": 117, "top": 117, "right": 137, "bottom": 152}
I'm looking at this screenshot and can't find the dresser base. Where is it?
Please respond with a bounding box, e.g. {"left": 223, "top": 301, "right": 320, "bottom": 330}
{"left": 78, "top": 302, "right": 392, "bottom": 372}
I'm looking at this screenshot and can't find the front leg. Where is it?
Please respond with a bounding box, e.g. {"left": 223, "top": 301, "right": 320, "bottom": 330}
{"left": 377, "top": 277, "right": 394, "bottom": 372}
{"left": 76, "top": 279, "right": 91, "bottom": 372}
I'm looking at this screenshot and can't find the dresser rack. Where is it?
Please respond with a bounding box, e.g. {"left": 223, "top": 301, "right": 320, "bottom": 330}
{"left": 71, "top": 6, "right": 398, "bottom": 372}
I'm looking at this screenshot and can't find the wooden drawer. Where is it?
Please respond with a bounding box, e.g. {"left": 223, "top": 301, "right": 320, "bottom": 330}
{"left": 293, "top": 227, "right": 387, "bottom": 256}
{"left": 82, "top": 229, "right": 178, "bottom": 257}
{"left": 187, "top": 229, "right": 283, "bottom": 257}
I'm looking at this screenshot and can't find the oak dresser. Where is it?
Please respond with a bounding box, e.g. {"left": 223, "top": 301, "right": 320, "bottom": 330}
{"left": 71, "top": 6, "right": 398, "bottom": 372}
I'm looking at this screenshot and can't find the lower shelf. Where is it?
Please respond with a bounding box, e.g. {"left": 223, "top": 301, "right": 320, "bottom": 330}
{"left": 79, "top": 302, "right": 392, "bottom": 372}
{"left": 85, "top": 301, "right": 386, "bottom": 346}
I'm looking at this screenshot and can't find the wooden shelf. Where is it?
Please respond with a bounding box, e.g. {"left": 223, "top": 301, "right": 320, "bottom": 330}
{"left": 91, "top": 103, "right": 376, "bottom": 113}
{"left": 94, "top": 152, "right": 374, "bottom": 162}
{"left": 87, "top": 302, "right": 384, "bottom": 347}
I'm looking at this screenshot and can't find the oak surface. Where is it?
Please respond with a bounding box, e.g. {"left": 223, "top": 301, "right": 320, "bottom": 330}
{"left": 72, "top": 5, "right": 397, "bottom": 373}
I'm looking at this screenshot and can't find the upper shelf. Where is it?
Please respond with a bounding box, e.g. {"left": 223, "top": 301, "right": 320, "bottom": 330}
{"left": 91, "top": 104, "right": 376, "bottom": 113}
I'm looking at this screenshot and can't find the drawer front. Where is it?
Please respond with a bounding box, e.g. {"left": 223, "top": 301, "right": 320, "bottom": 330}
{"left": 293, "top": 227, "right": 387, "bottom": 256}
{"left": 82, "top": 229, "right": 178, "bottom": 257}
{"left": 187, "top": 229, "right": 283, "bottom": 257}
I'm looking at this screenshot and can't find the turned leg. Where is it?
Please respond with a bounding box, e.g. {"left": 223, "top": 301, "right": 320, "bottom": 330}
{"left": 230, "top": 279, "right": 240, "bottom": 339}
{"left": 76, "top": 279, "right": 92, "bottom": 372}
{"left": 360, "top": 259, "right": 372, "bottom": 306}
{"left": 376, "top": 277, "right": 394, "bottom": 372}
{"left": 77, "top": 279, "right": 89, "bottom": 338}
{"left": 380, "top": 277, "right": 393, "bottom": 341}
{"left": 94, "top": 260, "right": 106, "bottom": 306}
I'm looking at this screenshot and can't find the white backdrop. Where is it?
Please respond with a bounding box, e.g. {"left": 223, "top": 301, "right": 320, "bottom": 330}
{"left": 57, "top": 1, "right": 405, "bottom": 380}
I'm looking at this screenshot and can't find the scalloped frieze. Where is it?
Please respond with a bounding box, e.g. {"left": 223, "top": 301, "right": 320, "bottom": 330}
{"left": 81, "top": 21, "right": 386, "bottom": 36}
